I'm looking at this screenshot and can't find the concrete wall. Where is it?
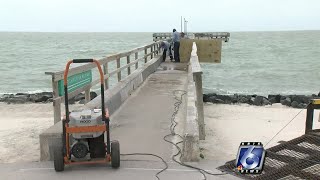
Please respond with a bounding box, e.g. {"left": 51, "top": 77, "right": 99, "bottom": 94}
{"left": 39, "top": 54, "right": 163, "bottom": 161}
{"left": 181, "top": 69, "right": 200, "bottom": 162}
{"left": 181, "top": 42, "right": 205, "bottom": 162}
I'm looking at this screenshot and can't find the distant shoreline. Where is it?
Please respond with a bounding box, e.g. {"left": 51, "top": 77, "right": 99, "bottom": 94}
{"left": 203, "top": 93, "right": 319, "bottom": 109}
{"left": 1, "top": 91, "right": 319, "bottom": 109}
{"left": 0, "top": 91, "right": 97, "bottom": 104}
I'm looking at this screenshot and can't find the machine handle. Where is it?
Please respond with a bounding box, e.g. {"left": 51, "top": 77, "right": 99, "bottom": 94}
{"left": 63, "top": 59, "right": 106, "bottom": 122}
{"left": 72, "top": 59, "right": 94, "bottom": 63}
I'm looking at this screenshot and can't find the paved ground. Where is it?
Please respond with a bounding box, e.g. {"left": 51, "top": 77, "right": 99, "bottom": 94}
{"left": 0, "top": 61, "right": 238, "bottom": 180}
{"left": 0, "top": 160, "right": 237, "bottom": 180}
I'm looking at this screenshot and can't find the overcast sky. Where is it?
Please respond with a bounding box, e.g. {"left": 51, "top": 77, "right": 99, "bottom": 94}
{"left": 1, "top": 0, "right": 319, "bottom": 32}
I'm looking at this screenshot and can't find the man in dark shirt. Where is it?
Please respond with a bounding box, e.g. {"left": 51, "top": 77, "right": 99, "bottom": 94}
{"left": 160, "top": 40, "right": 173, "bottom": 62}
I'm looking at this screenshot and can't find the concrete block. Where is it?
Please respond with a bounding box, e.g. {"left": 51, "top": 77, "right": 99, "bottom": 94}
{"left": 182, "top": 133, "right": 200, "bottom": 162}
{"left": 39, "top": 121, "right": 62, "bottom": 161}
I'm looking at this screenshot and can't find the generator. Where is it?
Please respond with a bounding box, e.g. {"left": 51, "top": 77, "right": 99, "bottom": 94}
{"left": 53, "top": 59, "right": 120, "bottom": 171}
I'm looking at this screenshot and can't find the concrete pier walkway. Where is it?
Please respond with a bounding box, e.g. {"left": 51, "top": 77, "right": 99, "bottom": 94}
{"left": 108, "top": 62, "right": 188, "bottom": 163}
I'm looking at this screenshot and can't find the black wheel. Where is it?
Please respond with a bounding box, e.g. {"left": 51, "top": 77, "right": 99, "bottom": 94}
{"left": 53, "top": 146, "right": 65, "bottom": 172}
{"left": 111, "top": 140, "right": 120, "bottom": 168}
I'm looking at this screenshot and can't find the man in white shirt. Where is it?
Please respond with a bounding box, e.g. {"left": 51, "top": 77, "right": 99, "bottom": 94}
{"left": 172, "top": 29, "right": 181, "bottom": 62}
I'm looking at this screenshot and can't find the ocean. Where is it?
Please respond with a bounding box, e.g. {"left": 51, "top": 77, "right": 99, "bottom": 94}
{"left": 0, "top": 31, "right": 320, "bottom": 95}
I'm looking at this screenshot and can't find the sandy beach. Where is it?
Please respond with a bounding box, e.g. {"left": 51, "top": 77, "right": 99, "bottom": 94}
{"left": 201, "top": 103, "right": 320, "bottom": 162}
{"left": 0, "top": 103, "right": 83, "bottom": 163}
{"left": 1, "top": 101, "right": 319, "bottom": 164}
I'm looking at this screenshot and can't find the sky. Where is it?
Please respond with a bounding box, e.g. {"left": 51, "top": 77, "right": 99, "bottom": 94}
{"left": 0, "top": 0, "right": 319, "bottom": 32}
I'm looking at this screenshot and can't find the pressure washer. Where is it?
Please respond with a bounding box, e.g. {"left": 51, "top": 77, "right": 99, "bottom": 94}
{"left": 53, "top": 59, "right": 120, "bottom": 171}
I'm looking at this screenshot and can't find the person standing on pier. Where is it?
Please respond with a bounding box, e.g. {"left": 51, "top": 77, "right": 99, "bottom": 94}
{"left": 172, "top": 29, "right": 180, "bottom": 62}
{"left": 160, "top": 40, "right": 173, "bottom": 62}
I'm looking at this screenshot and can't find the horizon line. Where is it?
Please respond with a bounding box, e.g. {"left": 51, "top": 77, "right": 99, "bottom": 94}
{"left": 0, "top": 29, "right": 320, "bottom": 33}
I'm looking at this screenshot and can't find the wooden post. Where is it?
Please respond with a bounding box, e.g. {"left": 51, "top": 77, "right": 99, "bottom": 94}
{"left": 52, "top": 79, "right": 61, "bottom": 124}
{"left": 85, "top": 89, "right": 91, "bottom": 103}
{"left": 103, "top": 63, "right": 109, "bottom": 89}
{"left": 144, "top": 48, "right": 148, "bottom": 63}
{"left": 151, "top": 46, "right": 154, "bottom": 59}
{"left": 135, "top": 52, "right": 138, "bottom": 69}
{"left": 127, "top": 55, "right": 131, "bottom": 75}
{"left": 117, "top": 57, "right": 121, "bottom": 81}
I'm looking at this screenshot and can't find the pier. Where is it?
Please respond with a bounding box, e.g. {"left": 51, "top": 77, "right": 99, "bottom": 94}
{"left": 1, "top": 32, "right": 236, "bottom": 180}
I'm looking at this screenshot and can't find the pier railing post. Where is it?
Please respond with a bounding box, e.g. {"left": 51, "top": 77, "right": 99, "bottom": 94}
{"left": 135, "top": 52, "right": 138, "bottom": 69}
{"left": 117, "top": 57, "right": 121, "bottom": 81}
{"left": 127, "top": 55, "right": 131, "bottom": 75}
{"left": 156, "top": 43, "right": 159, "bottom": 55}
{"left": 144, "top": 48, "right": 148, "bottom": 63}
{"left": 151, "top": 46, "right": 154, "bottom": 59}
{"left": 103, "top": 63, "right": 109, "bottom": 89}
{"left": 52, "top": 79, "right": 61, "bottom": 124}
{"left": 85, "top": 89, "right": 91, "bottom": 103}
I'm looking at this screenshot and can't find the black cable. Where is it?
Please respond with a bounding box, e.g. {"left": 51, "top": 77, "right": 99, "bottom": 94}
{"left": 120, "top": 153, "right": 168, "bottom": 180}
{"left": 265, "top": 103, "right": 310, "bottom": 148}
{"left": 118, "top": 89, "right": 226, "bottom": 180}
{"left": 163, "top": 90, "right": 226, "bottom": 180}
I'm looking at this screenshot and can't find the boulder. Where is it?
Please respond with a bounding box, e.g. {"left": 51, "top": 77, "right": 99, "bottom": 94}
{"left": 208, "top": 95, "right": 225, "bottom": 104}
{"left": 6, "top": 96, "right": 28, "bottom": 104}
{"left": 268, "top": 94, "right": 281, "bottom": 103}
{"left": 281, "top": 97, "right": 291, "bottom": 106}
{"left": 214, "top": 99, "right": 224, "bottom": 104}
{"left": 28, "top": 94, "right": 38, "bottom": 102}
{"left": 298, "top": 103, "right": 307, "bottom": 109}
{"left": 0, "top": 94, "right": 14, "bottom": 102}
{"left": 291, "top": 101, "right": 299, "bottom": 108}
{"left": 34, "top": 95, "right": 49, "bottom": 103}
{"left": 253, "top": 96, "right": 264, "bottom": 106}
{"left": 269, "top": 97, "right": 277, "bottom": 104}
{"left": 46, "top": 98, "right": 53, "bottom": 103}
{"left": 262, "top": 98, "right": 271, "bottom": 106}
{"left": 203, "top": 94, "right": 214, "bottom": 102}
{"left": 68, "top": 97, "right": 76, "bottom": 105}
{"left": 79, "top": 99, "right": 86, "bottom": 104}
{"left": 90, "top": 92, "right": 98, "bottom": 100}
{"left": 36, "top": 92, "right": 53, "bottom": 98}
{"left": 16, "top": 93, "right": 30, "bottom": 96}
{"left": 231, "top": 94, "right": 239, "bottom": 104}
{"left": 208, "top": 96, "right": 217, "bottom": 103}
{"left": 238, "top": 96, "right": 249, "bottom": 104}
{"left": 291, "top": 95, "right": 310, "bottom": 104}
{"left": 248, "top": 97, "right": 255, "bottom": 105}
{"left": 74, "top": 93, "right": 85, "bottom": 101}
{"left": 280, "top": 96, "right": 287, "bottom": 101}
{"left": 216, "top": 95, "right": 232, "bottom": 104}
